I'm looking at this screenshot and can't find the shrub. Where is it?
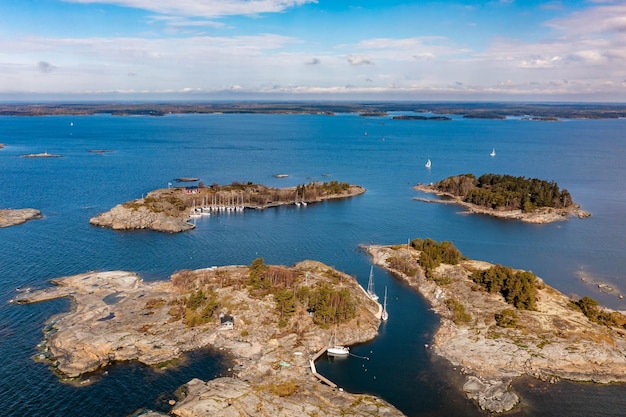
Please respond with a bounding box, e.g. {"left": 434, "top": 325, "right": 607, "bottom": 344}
{"left": 495, "top": 309, "right": 519, "bottom": 328}
{"left": 445, "top": 298, "right": 471, "bottom": 324}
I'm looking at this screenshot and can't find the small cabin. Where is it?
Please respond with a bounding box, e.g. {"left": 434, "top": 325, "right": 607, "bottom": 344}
{"left": 219, "top": 313, "right": 234, "bottom": 330}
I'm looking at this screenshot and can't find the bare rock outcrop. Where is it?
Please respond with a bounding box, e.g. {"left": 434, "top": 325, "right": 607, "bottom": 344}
{"left": 15, "top": 261, "right": 403, "bottom": 416}
{"left": 89, "top": 204, "right": 194, "bottom": 233}
{"left": 366, "top": 244, "right": 626, "bottom": 413}
{"left": 0, "top": 208, "right": 42, "bottom": 227}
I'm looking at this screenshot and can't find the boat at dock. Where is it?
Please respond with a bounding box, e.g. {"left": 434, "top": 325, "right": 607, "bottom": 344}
{"left": 381, "top": 286, "right": 389, "bottom": 321}
{"left": 367, "top": 265, "right": 379, "bottom": 301}
{"left": 327, "top": 327, "right": 349, "bottom": 357}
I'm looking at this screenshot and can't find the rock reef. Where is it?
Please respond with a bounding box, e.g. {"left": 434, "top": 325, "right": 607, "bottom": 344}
{"left": 366, "top": 244, "right": 626, "bottom": 413}
{"left": 0, "top": 208, "right": 42, "bottom": 227}
{"left": 14, "top": 261, "right": 403, "bottom": 417}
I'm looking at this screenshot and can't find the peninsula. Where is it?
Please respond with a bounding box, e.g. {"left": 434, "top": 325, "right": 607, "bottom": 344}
{"left": 0, "top": 208, "right": 42, "bottom": 227}
{"left": 90, "top": 181, "right": 365, "bottom": 233}
{"left": 13, "top": 260, "right": 403, "bottom": 417}
{"left": 366, "top": 240, "right": 626, "bottom": 413}
{"left": 415, "top": 173, "right": 590, "bottom": 223}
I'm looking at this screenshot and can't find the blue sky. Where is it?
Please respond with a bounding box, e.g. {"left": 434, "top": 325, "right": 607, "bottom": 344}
{"left": 1, "top": 0, "right": 625, "bottom": 101}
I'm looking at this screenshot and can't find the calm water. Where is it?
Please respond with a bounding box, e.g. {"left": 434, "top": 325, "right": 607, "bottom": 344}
{"left": 1, "top": 112, "right": 626, "bottom": 416}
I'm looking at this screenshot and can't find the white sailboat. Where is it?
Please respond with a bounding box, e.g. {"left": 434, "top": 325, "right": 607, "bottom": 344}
{"left": 490, "top": 148, "right": 496, "bottom": 157}
{"left": 327, "top": 326, "right": 349, "bottom": 357}
{"left": 425, "top": 158, "right": 431, "bottom": 169}
{"left": 381, "top": 286, "right": 389, "bottom": 321}
{"left": 367, "top": 265, "right": 379, "bottom": 301}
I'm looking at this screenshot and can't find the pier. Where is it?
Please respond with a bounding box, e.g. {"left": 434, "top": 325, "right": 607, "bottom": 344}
{"left": 309, "top": 347, "right": 337, "bottom": 388}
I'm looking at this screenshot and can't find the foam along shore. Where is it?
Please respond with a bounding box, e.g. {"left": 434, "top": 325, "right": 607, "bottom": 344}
{"left": 414, "top": 183, "right": 590, "bottom": 224}
{"left": 13, "top": 261, "right": 401, "bottom": 416}
{"left": 366, "top": 244, "right": 626, "bottom": 414}
{"left": 0, "top": 208, "right": 42, "bottom": 227}
{"left": 90, "top": 181, "right": 366, "bottom": 233}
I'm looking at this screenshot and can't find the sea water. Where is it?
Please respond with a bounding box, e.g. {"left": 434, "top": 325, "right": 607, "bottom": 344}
{"left": 1, "top": 112, "right": 625, "bottom": 416}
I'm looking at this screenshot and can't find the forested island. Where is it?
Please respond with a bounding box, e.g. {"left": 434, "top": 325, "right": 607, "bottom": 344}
{"left": 90, "top": 180, "right": 365, "bottom": 233}
{"left": 367, "top": 239, "right": 626, "bottom": 413}
{"left": 415, "top": 173, "right": 589, "bottom": 223}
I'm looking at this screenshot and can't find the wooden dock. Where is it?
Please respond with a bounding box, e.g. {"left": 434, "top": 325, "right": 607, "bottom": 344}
{"left": 309, "top": 347, "right": 337, "bottom": 388}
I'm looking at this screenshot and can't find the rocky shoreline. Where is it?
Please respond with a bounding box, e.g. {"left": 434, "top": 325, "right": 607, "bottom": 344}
{"left": 366, "top": 244, "right": 626, "bottom": 413}
{"left": 0, "top": 208, "right": 42, "bottom": 227}
{"left": 90, "top": 182, "right": 365, "bottom": 233}
{"left": 414, "top": 184, "right": 590, "bottom": 223}
{"left": 13, "top": 262, "right": 404, "bottom": 417}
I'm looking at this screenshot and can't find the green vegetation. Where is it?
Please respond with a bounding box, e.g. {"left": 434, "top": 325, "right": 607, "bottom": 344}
{"left": 168, "top": 289, "right": 221, "bottom": 327}
{"left": 570, "top": 296, "right": 626, "bottom": 328}
{"left": 410, "top": 238, "right": 464, "bottom": 270}
{"left": 495, "top": 309, "right": 520, "bottom": 328}
{"left": 433, "top": 173, "right": 574, "bottom": 212}
{"left": 470, "top": 265, "right": 538, "bottom": 310}
{"left": 445, "top": 298, "right": 472, "bottom": 324}
{"left": 248, "top": 258, "right": 356, "bottom": 327}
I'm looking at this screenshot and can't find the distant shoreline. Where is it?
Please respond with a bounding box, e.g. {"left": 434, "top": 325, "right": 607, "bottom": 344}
{"left": 2, "top": 102, "right": 626, "bottom": 119}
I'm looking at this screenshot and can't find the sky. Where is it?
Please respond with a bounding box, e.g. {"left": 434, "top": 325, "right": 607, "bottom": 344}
{"left": 1, "top": 0, "right": 625, "bottom": 101}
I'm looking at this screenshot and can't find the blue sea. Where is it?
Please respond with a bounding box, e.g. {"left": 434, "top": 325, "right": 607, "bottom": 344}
{"left": 1, "top": 111, "right": 625, "bottom": 416}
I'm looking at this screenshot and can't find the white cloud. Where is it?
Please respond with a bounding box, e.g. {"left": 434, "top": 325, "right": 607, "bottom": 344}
{"left": 64, "top": 0, "right": 318, "bottom": 18}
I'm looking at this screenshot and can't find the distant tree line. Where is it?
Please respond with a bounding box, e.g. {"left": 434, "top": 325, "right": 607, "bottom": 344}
{"left": 434, "top": 173, "right": 573, "bottom": 212}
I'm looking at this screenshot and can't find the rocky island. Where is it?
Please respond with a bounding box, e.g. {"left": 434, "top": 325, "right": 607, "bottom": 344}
{"left": 13, "top": 259, "right": 402, "bottom": 417}
{"left": 90, "top": 181, "right": 365, "bottom": 233}
{"left": 415, "top": 173, "right": 590, "bottom": 223}
{"left": 0, "top": 208, "right": 42, "bottom": 227}
{"left": 366, "top": 240, "right": 626, "bottom": 413}
{"left": 20, "top": 151, "right": 64, "bottom": 158}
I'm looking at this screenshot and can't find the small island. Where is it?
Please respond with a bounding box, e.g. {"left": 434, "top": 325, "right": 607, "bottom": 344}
{"left": 366, "top": 240, "right": 626, "bottom": 413}
{"left": 20, "top": 151, "right": 63, "bottom": 158}
{"left": 90, "top": 181, "right": 366, "bottom": 233}
{"left": 13, "top": 260, "right": 402, "bottom": 417}
{"left": 415, "top": 173, "right": 590, "bottom": 223}
{"left": 0, "top": 208, "right": 42, "bottom": 227}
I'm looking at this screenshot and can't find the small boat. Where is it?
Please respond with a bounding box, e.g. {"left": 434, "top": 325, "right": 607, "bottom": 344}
{"left": 381, "top": 286, "right": 389, "bottom": 321}
{"left": 367, "top": 265, "right": 379, "bottom": 301}
{"left": 425, "top": 159, "right": 431, "bottom": 169}
{"left": 490, "top": 148, "right": 496, "bottom": 157}
{"left": 327, "top": 327, "right": 350, "bottom": 357}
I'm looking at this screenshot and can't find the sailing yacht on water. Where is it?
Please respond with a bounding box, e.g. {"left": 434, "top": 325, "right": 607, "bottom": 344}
{"left": 367, "top": 265, "right": 379, "bottom": 301}
{"left": 381, "top": 286, "right": 389, "bottom": 321}
{"left": 327, "top": 326, "right": 349, "bottom": 357}
{"left": 425, "top": 159, "right": 432, "bottom": 169}
{"left": 490, "top": 148, "right": 496, "bottom": 157}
